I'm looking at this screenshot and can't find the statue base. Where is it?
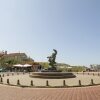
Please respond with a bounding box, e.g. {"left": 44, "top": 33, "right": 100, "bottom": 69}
{"left": 41, "top": 67, "right": 60, "bottom": 72}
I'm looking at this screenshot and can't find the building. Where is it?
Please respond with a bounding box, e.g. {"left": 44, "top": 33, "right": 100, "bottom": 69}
{"left": 2, "top": 53, "right": 29, "bottom": 62}
{"left": 90, "top": 64, "right": 100, "bottom": 71}
{"left": 0, "top": 51, "right": 34, "bottom": 67}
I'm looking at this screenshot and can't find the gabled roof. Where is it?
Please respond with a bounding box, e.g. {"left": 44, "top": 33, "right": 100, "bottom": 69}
{"left": 3, "top": 53, "right": 27, "bottom": 57}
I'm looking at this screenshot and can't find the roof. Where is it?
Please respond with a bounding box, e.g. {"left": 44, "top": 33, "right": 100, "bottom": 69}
{"left": 3, "top": 53, "right": 27, "bottom": 57}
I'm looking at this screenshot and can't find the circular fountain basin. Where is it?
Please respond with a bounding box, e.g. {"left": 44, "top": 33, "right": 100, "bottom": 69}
{"left": 30, "top": 72, "right": 76, "bottom": 79}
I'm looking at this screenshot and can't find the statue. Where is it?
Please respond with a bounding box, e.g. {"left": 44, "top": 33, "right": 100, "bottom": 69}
{"left": 31, "top": 49, "right": 76, "bottom": 78}
{"left": 47, "top": 49, "right": 57, "bottom": 70}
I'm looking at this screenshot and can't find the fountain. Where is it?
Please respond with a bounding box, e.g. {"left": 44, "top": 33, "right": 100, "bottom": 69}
{"left": 30, "top": 49, "right": 76, "bottom": 78}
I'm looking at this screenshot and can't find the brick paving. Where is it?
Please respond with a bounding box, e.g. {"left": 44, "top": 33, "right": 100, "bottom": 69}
{"left": 0, "top": 85, "right": 100, "bottom": 100}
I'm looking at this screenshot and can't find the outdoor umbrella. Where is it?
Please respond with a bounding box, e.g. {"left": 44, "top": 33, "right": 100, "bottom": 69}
{"left": 23, "top": 64, "right": 32, "bottom": 67}
{"left": 13, "top": 64, "right": 23, "bottom": 67}
{"left": 67, "top": 67, "right": 72, "bottom": 69}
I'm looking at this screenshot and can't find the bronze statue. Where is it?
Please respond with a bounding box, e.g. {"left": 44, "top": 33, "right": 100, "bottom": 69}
{"left": 47, "top": 49, "right": 57, "bottom": 69}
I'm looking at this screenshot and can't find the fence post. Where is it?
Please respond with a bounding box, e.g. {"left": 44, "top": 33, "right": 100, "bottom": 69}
{"left": 12, "top": 73, "right": 14, "bottom": 76}
{"left": 17, "top": 73, "right": 19, "bottom": 75}
{"left": 46, "top": 80, "right": 49, "bottom": 86}
{"left": 79, "top": 80, "right": 81, "bottom": 86}
{"left": 2, "top": 74, "right": 4, "bottom": 77}
{"left": 63, "top": 80, "right": 66, "bottom": 86}
{"left": 91, "top": 79, "right": 94, "bottom": 85}
{"left": 0, "top": 78, "right": 3, "bottom": 83}
{"left": 17, "top": 80, "right": 20, "bottom": 85}
{"left": 7, "top": 79, "right": 10, "bottom": 84}
{"left": 30, "top": 80, "right": 33, "bottom": 86}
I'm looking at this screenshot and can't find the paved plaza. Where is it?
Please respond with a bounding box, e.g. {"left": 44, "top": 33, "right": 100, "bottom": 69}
{"left": 0, "top": 84, "right": 99, "bottom": 100}
{"left": 0, "top": 72, "right": 99, "bottom": 100}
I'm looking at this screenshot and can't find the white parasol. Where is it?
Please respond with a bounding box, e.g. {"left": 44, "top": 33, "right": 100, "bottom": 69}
{"left": 13, "top": 64, "right": 23, "bottom": 67}
{"left": 23, "top": 64, "right": 32, "bottom": 67}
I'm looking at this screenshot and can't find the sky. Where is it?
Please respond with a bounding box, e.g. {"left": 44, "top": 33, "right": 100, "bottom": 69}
{"left": 0, "top": 0, "right": 100, "bottom": 66}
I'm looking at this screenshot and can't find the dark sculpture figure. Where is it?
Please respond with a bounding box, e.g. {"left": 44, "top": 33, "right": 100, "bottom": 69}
{"left": 47, "top": 49, "right": 57, "bottom": 69}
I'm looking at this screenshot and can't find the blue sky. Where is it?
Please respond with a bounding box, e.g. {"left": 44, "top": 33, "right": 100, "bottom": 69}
{"left": 0, "top": 0, "right": 100, "bottom": 66}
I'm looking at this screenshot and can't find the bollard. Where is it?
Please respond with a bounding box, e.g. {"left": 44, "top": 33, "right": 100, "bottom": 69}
{"left": 0, "top": 78, "right": 3, "bottom": 83}
{"left": 30, "top": 80, "right": 33, "bottom": 86}
{"left": 46, "top": 80, "right": 49, "bottom": 86}
{"left": 98, "top": 73, "right": 100, "bottom": 76}
{"left": 63, "top": 80, "right": 66, "bottom": 86}
{"left": 12, "top": 73, "right": 14, "bottom": 76}
{"left": 88, "top": 73, "right": 89, "bottom": 75}
{"left": 17, "top": 73, "right": 19, "bottom": 75}
{"left": 17, "top": 80, "right": 20, "bottom": 85}
{"left": 79, "top": 80, "right": 81, "bottom": 86}
{"left": 91, "top": 79, "right": 94, "bottom": 85}
{"left": 93, "top": 73, "right": 94, "bottom": 76}
{"left": 7, "top": 79, "right": 10, "bottom": 84}
{"left": 2, "top": 74, "right": 4, "bottom": 77}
